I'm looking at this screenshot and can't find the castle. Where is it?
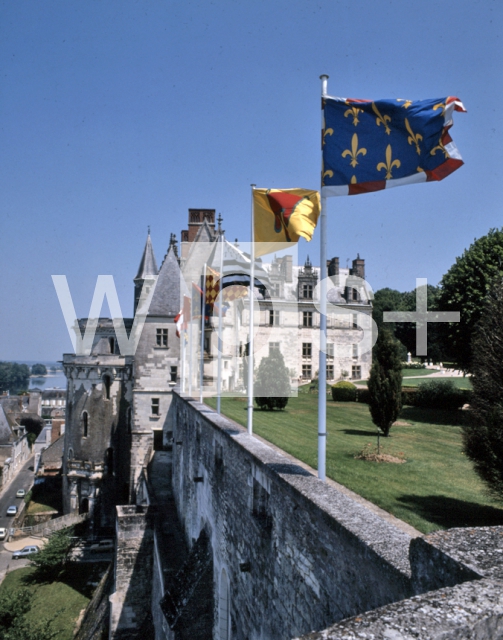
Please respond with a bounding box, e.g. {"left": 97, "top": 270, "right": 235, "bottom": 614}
{"left": 62, "top": 208, "right": 372, "bottom": 525}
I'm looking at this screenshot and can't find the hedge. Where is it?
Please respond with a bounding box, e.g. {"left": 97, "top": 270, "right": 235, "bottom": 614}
{"left": 331, "top": 381, "right": 357, "bottom": 402}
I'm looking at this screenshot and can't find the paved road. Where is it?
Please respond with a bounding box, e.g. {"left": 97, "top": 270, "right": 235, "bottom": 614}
{"left": 0, "top": 456, "right": 35, "bottom": 579}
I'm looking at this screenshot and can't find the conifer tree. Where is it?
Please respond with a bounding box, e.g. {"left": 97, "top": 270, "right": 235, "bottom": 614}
{"left": 463, "top": 282, "right": 503, "bottom": 499}
{"left": 367, "top": 327, "right": 403, "bottom": 448}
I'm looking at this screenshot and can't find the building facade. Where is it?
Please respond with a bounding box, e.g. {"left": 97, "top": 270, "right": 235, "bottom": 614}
{"left": 61, "top": 209, "right": 372, "bottom": 524}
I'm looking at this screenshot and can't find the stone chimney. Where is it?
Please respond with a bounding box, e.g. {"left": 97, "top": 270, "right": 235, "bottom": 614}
{"left": 327, "top": 257, "right": 339, "bottom": 277}
{"left": 351, "top": 254, "right": 365, "bottom": 279}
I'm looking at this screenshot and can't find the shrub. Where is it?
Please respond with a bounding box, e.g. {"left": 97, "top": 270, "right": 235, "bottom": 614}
{"left": 331, "top": 381, "right": 357, "bottom": 402}
{"left": 254, "top": 350, "right": 290, "bottom": 411}
{"left": 401, "top": 387, "right": 418, "bottom": 406}
{"left": 402, "top": 363, "right": 426, "bottom": 370}
{"left": 414, "top": 380, "right": 467, "bottom": 410}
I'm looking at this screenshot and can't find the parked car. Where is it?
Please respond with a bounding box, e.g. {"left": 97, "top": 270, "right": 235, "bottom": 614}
{"left": 89, "top": 539, "right": 114, "bottom": 553}
{"left": 6, "top": 506, "right": 17, "bottom": 516}
{"left": 0, "top": 528, "right": 6, "bottom": 541}
{"left": 12, "top": 545, "right": 39, "bottom": 559}
{"left": 16, "top": 489, "right": 26, "bottom": 498}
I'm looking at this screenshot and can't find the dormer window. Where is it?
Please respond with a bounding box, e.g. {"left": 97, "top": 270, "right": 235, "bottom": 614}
{"left": 302, "top": 284, "right": 313, "bottom": 300}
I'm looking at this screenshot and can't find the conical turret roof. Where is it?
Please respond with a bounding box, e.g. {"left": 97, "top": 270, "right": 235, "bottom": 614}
{"left": 135, "top": 232, "right": 158, "bottom": 280}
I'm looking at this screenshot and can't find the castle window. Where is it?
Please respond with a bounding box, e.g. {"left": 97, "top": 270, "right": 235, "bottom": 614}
{"left": 109, "top": 337, "right": 115, "bottom": 354}
{"left": 302, "top": 311, "right": 313, "bottom": 327}
{"left": 302, "top": 364, "right": 312, "bottom": 379}
{"left": 269, "top": 342, "right": 280, "bottom": 355}
{"left": 352, "top": 344, "right": 358, "bottom": 359}
{"left": 269, "top": 310, "right": 279, "bottom": 326}
{"left": 352, "top": 365, "right": 361, "bottom": 379}
{"left": 269, "top": 282, "right": 280, "bottom": 297}
{"left": 156, "top": 328, "right": 168, "bottom": 347}
{"left": 302, "top": 284, "right": 313, "bottom": 299}
{"left": 326, "top": 364, "right": 334, "bottom": 380}
{"left": 352, "top": 313, "right": 358, "bottom": 329}
{"left": 326, "top": 343, "right": 334, "bottom": 360}
{"left": 302, "top": 342, "right": 312, "bottom": 358}
{"left": 151, "top": 398, "right": 160, "bottom": 416}
{"left": 170, "top": 366, "right": 177, "bottom": 382}
{"left": 103, "top": 375, "right": 111, "bottom": 400}
{"left": 82, "top": 411, "right": 88, "bottom": 438}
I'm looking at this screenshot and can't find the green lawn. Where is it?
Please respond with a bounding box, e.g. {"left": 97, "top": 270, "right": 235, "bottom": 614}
{"left": 206, "top": 394, "right": 503, "bottom": 534}
{"left": 0, "top": 563, "right": 108, "bottom": 639}
{"left": 401, "top": 368, "right": 439, "bottom": 377}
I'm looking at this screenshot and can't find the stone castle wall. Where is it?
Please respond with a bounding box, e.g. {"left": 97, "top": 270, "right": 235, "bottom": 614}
{"left": 169, "top": 391, "right": 414, "bottom": 639}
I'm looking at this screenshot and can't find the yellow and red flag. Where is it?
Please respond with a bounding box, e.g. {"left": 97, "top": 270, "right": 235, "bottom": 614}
{"left": 253, "top": 188, "right": 321, "bottom": 257}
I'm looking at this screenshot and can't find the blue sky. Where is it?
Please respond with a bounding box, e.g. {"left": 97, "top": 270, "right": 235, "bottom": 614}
{"left": 1, "top": 0, "right": 501, "bottom": 360}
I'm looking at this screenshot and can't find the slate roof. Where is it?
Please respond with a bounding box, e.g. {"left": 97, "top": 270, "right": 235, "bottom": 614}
{"left": 135, "top": 232, "right": 159, "bottom": 281}
{"left": 148, "top": 245, "right": 182, "bottom": 317}
{"left": 40, "top": 435, "right": 64, "bottom": 471}
{"left": 0, "top": 406, "right": 12, "bottom": 445}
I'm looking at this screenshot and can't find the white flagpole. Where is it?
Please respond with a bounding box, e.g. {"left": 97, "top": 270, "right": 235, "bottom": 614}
{"left": 247, "top": 184, "right": 256, "bottom": 435}
{"left": 216, "top": 233, "right": 225, "bottom": 414}
{"left": 181, "top": 323, "right": 186, "bottom": 393}
{"left": 200, "top": 264, "right": 207, "bottom": 403}
{"left": 188, "top": 290, "right": 193, "bottom": 397}
{"left": 318, "top": 74, "right": 329, "bottom": 481}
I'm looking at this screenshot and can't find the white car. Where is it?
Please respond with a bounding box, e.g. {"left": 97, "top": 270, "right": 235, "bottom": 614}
{"left": 16, "top": 489, "right": 26, "bottom": 499}
{"left": 6, "top": 506, "right": 17, "bottom": 516}
{"left": 0, "top": 528, "right": 6, "bottom": 541}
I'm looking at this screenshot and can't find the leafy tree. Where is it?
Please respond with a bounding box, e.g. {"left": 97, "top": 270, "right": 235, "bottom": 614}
{"left": 0, "top": 588, "right": 55, "bottom": 640}
{"left": 0, "top": 362, "right": 30, "bottom": 394}
{"left": 31, "top": 364, "right": 47, "bottom": 376}
{"left": 19, "top": 416, "right": 44, "bottom": 446}
{"left": 462, "top": 282, "right": 503, "bottom": 499}
{"left": 437, "top": 228, "right": 503, "bottom": 372}
{"left": 367, "top": 327, "right": 403, "bottom": 448}
{"left": 254, "top": 350, "right": 290, "bottom": 410}
{"left": 373, "top": 286, "right": 445, "bottom": 362}
{"left": 29, "top": 527, "right": 73, "bottom": 580}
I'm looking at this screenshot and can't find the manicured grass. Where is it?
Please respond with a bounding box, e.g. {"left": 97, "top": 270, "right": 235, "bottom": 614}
{"left": 401, "top": 368, "right": 439, "bottom": 377}
{"left": 206, "top": 394, "right": 503, "bottom": 534}
{"left": 0, "top": 563, "right": 108, "bottom": 640}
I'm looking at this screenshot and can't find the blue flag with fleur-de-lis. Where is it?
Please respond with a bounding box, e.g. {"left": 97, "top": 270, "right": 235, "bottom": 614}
{"left": 321, "top": 96, "right": 465, "bottom": 197}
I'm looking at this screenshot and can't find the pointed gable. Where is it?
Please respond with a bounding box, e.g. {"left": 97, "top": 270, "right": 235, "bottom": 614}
{"left": 148, "top": 245, "right": 181, "bottom": 317}
{"left": 135, "top": 233, "right": 158, "bottom": 281}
